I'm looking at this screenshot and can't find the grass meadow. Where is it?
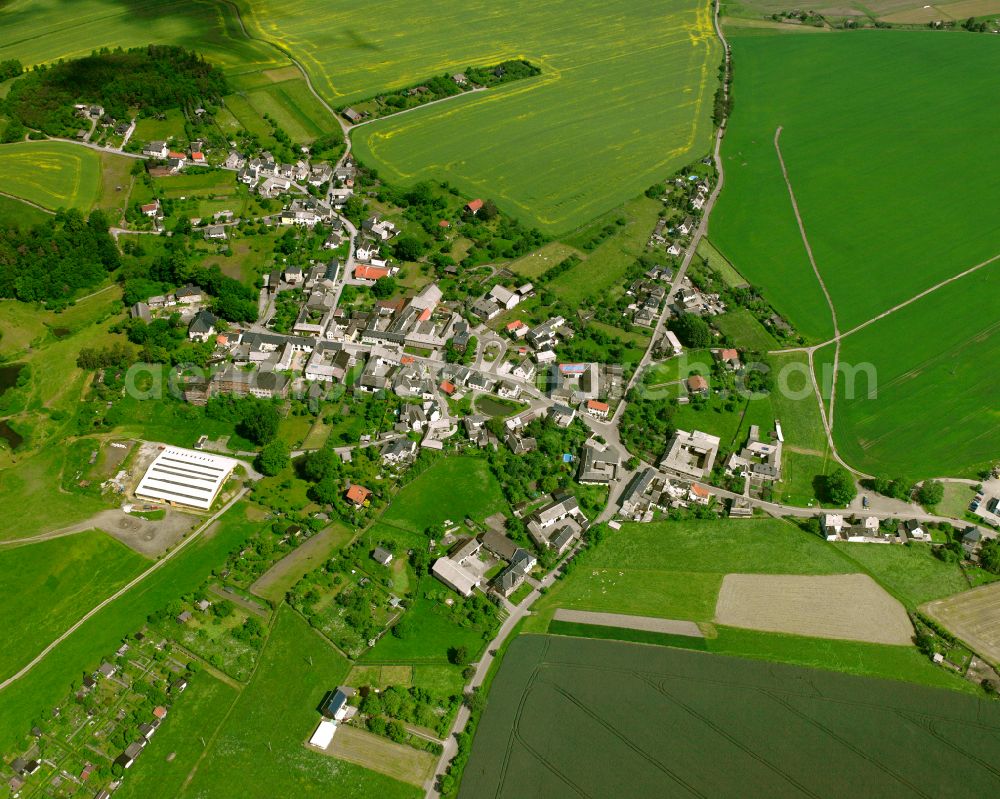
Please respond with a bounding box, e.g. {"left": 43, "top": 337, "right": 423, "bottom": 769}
{"left": 114, "top": 670, "right": 241, "bottom": 799}
{"left": 335, "top": 0, "right": 719, "bottom": 231}
{"left": 378, "top": 456, "right": 508, "bottom": 534}
{"left": 0, "top": 141, "right": 103, "bottom": 211}
{"left": 529, "top": 517, "right": 974, "bottom": 690}
{"left": 179, "top": 606, "right": 420, "bottom": 799}
{"left": 0, "top": 532, "right": 148, "bottom": 683}
{"left": 224, "top": 79, "right": 332, "bottom": 143}
{"left": 0, "top": 502, "right": 264, "bottom": 752}
{"left": 0, "top": 194, "right": 50, "bottom": 228}
{"left": 529, "top": 518, "right": 853, "bottom": 628}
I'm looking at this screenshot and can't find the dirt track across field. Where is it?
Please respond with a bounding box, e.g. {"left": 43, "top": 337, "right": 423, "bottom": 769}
{"left": 924, "top": 582, "right": 1000, "bottom": 666}
{"left": 553, "top": 609, "right": 704, "bottom": 637}
{"left": 715, "top": 573, "right": 913, "bottom": 645}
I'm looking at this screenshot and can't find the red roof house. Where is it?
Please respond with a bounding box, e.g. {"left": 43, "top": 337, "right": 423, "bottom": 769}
{"left": 345, "top": 484, "right": 371, "bottom": 507}
{"left": 466, "top": 199, "right": 484, "bottom": 214}
{"left": 354, "top": 265, "right": 390, "bottom": 281}
{"left": 440, "top": 380, "right": 456, "bottom": 396}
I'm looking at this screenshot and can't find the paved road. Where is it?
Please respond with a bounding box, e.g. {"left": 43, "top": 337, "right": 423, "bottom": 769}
{"left": 0, "top": 487, "right": 250, "bottom": 694}
{"left": 611, "top": 12, "right": 731, "bottom": 427}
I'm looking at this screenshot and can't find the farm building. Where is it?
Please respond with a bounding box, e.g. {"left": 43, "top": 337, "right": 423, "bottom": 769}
{"left": 309, "top": 719, "right": 337, "bottom": 749}
{"left": 134, "top": 447, "right": 238, "bottom": 511}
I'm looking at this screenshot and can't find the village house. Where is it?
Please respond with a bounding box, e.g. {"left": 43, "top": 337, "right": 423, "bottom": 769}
{"left": 187, "top": 310, "right": 218, "bottom": 342}
{"left": 345, "top": 484, "right": 371, "bottom": 508}
{"left": 492, "top": 548, "right": 537, "bottom": 597}
{"left": 686, "top": 374, "right": 709, "bottom": 397}
{"left": 432, "top": 537, "right": 485, "bottom": 597}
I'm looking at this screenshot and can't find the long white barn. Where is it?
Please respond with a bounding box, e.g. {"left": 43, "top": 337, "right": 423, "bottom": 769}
{"left": 135, "top": 447, "right": 238, "bottom": 510}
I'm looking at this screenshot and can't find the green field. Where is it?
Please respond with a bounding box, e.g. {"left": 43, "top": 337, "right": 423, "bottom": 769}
{"left": 378, "top": 456, "right": 508, "bottom": 534}
{"left": 115, "top": 670, "right": 241, "bottom": 799}
{"left": 0, "top": 194, "right": 50, "bottom": 228}
{"left": 712, "top": 30, "right": 1000, "bottom": 339}
{"left": 461, "top": 635, "right": 1000, "bottom": 798}
{"left": 226, "top": 79, "right": 333, "bottom": 143}
{"left": 529, "top": 518, "right": 853, "bottom": 627}
{"left": 834, "top": 542, "right": 972, "bottom": 608}
{"left": 179, "top": 606, "right": 420, "bottom": 799}
{"left": 0, "top": 532, "right": 147, "bottom": 682}
{"left": 825, "top": 270, "right": 1000, "bottom": 478}
{"left": 0, "top": 0, "right": 286, "bottom": 75}
{"left": 0, "top": 141, "right": 103, "bottom": 211}
{"left": 0, "top": 501, "right": 263, "bottom": 752}
{"left": 293, "top": 0, "right": 721, "bottom": 232}
{"left": 709, "top": 29, "right": 1000, "bottom": 478}
{"left": 712, "top": 308, "right": 779, "bottom": 351}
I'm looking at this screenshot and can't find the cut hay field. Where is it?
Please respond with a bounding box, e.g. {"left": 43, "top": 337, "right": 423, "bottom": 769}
{"left": 0, "top": 142, "right": 102, "bottom": 211}
{"left": 461, "top": 635, "right": 1000, "bottom": 799}
{"left": 710, "top": 29, "right": 1000, "bottom": 478}
{"left": 715, "top": 573, "right": 913, "bottom": 644}
{"left": 251, "top": 0, "right": 721, "bottom": 232}
{"left": 924, "top": 583, "right": 1000, "bottom": 666}
{"left": 0, "top": 532, "right": 148, "bottom": 683}
{"left": 0, "top": 0, "right": 286, "bottom": 76}
{"left": 531, "top": 517, "right": 970, "bottom": 688}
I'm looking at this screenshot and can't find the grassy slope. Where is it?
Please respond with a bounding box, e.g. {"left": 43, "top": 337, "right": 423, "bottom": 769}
{"left": 0, "top": 194, "right": 50, "bottom": 228}
{"left": 179, "top": 606, "right": 419, "bottom": 799}
{"left": 0, "top": 289, "right": 124, "bottom": 476}
{"left": 0, "top": 501, "right": 263, "bottom": 752}
{"left": 0, "top": 141, "right": 102, "bottom": 211}
{"left": 0, "top": 532, "right": 148, "bottom": 682}
{"left": 329, "top": 0, "right": 719, "bottom": 232}
{"left": 114, "top": 670, "right": 241, "bottom": 799}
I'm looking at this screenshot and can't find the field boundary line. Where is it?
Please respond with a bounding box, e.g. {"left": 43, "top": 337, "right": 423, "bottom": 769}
{"left": 0, "top": 488, "right": 249, "bottom": 694}
{"left": 834, "top": 251, "right": 1000, "bottom": 344}
{"left": 177, "top": 602, "right": 283, "bottom": 793}
{"left": 0, "top": 190, "right": 55, "bottom": 214}
{"left": 773, "top": 125, "right": 841, "bottom": 431}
